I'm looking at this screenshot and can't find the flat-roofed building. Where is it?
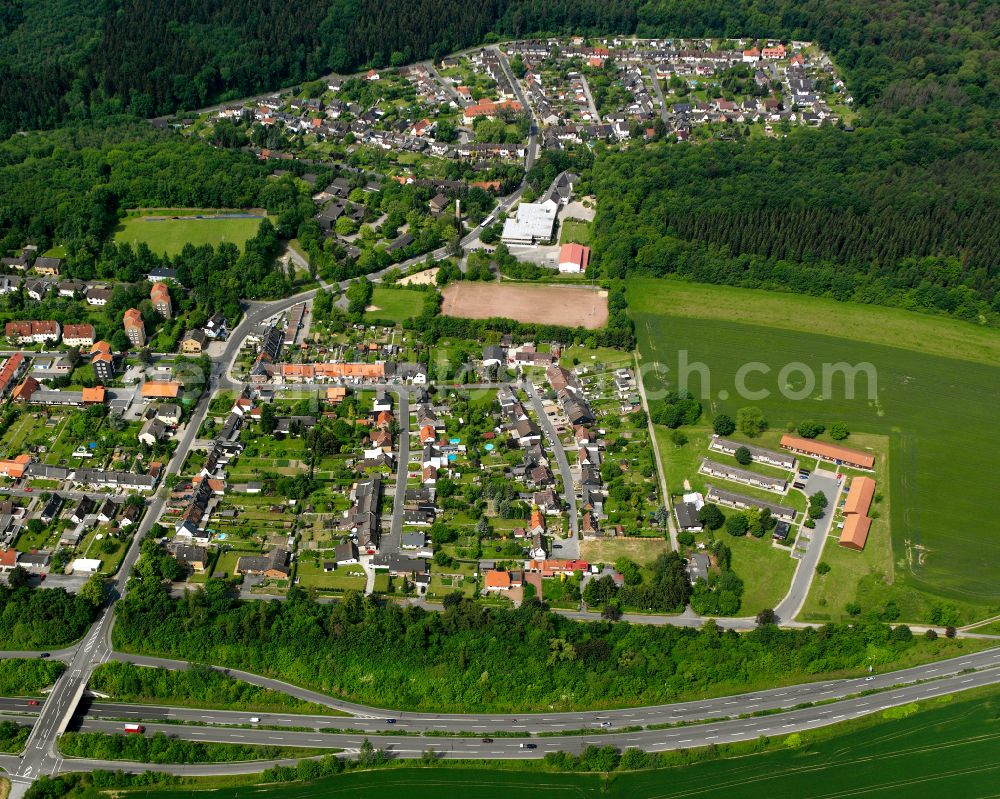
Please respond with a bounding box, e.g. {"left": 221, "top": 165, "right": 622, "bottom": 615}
{"left": 501, "top": 201, "right": 558, "bottom": 244}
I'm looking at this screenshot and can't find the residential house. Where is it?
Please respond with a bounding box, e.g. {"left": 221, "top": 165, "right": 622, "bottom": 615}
{"left": 62, "top": 324, "right": 95, "bottom": 348}
{"left": 171, "top": 543, "right": 208, "bottom": 572}
{"left": 236, "top": 548, "right": 291, "bottom": 578}
{"left": 5, "top": 321, "right": 60, "bottom": 345}
{"left": 181, "top": 329, "right": 207, "bottom": 353}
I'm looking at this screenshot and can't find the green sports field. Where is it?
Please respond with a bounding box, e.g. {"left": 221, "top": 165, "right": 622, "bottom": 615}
{"left": 122, "top": 686, "right": 1000, "bottom": 798}
{"left": 628, "top": 279, "right": 1000, "bottom": 622}
{"left": 114, "top": 210, "right": 266, "bottom": 256}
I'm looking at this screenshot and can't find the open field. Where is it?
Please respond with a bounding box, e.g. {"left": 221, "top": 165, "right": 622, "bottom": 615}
{"left": 114, "top": 210, "right": 267, "bottom": 256}
{"left": 631, "top": 278, "right": 1000, "bottom": 622}
{"left": 366, "top": 286, "right": 427, "bottom": 324}
{"left": 580, "top": 538, "right": 668, "bottom": 565}
{"left": 630, "top": 277, "right": 1000, "bottom": 368}
{"left": 441, "top": 282, "right": 608, "bottom": 329}
{"left": 122, "top": 686, "right": 1000, "bottom": 799}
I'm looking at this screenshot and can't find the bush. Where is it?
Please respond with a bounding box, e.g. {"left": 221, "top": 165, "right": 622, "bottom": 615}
{"left": 677, "top": 531, "right": 695, "bottom": 546}
{"left": 924, "top": 629, "right": 938, "bottom": 640}
{"left": 815, "top": 561, "right": 831, "bottom": 575}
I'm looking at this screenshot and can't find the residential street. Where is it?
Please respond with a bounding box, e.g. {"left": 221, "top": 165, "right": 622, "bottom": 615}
{"left": 524, "top": 380, "right": 579, "bottom": 542}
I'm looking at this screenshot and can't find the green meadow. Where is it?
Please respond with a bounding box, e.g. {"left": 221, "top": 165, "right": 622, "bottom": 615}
{"left": 628, "top": 278, "right": 1000, "bottom": 623}
{"left": 114, "top": 209, "right": 266, "bottom": 256}
{"left": 123, "top": 687, "right": 1000, "bottom": 799}
{"left": 366, "top": 286, "right": 427, "bottom": 324}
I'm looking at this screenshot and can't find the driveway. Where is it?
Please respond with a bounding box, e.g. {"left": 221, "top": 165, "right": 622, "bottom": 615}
{"left": 774, "top": 468, "right": 842, "bottom": 622}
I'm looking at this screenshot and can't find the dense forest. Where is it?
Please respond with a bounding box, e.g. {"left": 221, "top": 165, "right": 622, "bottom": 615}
{"left": 0, "top": 581, "right": 99, "bottom": 649}
{"left": 591, "top": 127, "right": 1000, "bottom": 319}
{"left": 114, "top": 556, "right": 948, "bottom": 712}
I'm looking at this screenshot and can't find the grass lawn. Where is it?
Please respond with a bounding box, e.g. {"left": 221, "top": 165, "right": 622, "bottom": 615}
{"left": 121, "top": 686, "right": 1000, "bottom": 799}
{"left": 558, "top": 217, "right": 591, "bottom": 245}
{"left": 114, "top": 211, "right": 267, "bottom": 257}
{"left": 580, "top": 538, "right": 668, "bottom": 565}
{"left": 721, "top": 534, "right": 798, "bottom": 614}
{"left": 297, "top": 561, "right": 367, "bottom": 592}
{"left": 365, "top": 286, "right": 428, "bottom": 324}
{"left": 631, "top": 278, "right": 1000, "bottom": 624}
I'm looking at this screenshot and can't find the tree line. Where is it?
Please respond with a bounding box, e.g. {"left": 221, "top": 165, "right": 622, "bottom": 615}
{"left": 58, "top": 731, "right": 301, "bottom": 764}
{"left": 88, "top": 661, "right": 328, "bottom": 714}
{"left": 113, "top": 557, "right": 954, "bottom": 713}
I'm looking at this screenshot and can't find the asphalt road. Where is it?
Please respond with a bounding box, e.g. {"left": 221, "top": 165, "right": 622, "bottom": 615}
{"left": 524, "top": 380, "right": 578, "bottom": 538}
{"left": 2, "top": 658, "right": 1000, "bottom": 775}
{"left": 92, "top": 647, "right": 1000, "bottom": 732}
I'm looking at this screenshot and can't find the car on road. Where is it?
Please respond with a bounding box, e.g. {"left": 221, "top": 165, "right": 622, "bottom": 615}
{"left": 385, "top": 718, "right": 396, "bottom": 724}
{"left": 24, "top": 487, "right": 32, "bottom": 492}
{"left": 27, "top": 700, "right": 39, "bottom": 706}
{"left": 519, "top": 743, "right": 537, "bottom": 749}
{"left": 865, "top": 676, "right": 875, "bottom": 681}
{"left": 38, "top": 653, "right": 49, "bottom": 659}
{"left": 481, "top": 737, "right": 494, "bottom": 743}
{"left": 250, "top": 717, "right": 260, "bottom": 723}
{"left": 124, "top": 724, "right": 145, "bottom": 734}
{"left": 597, "top": 721, "right": 612, "bottom": 728}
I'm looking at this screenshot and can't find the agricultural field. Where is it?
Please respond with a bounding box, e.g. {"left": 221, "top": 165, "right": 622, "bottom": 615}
{"left": 365, "top": 286, "right": 427, "bottom": 325}
{"left": 630, "top": 278, "right": 1000, "bottom": 623}
{"left": 114, "top": 209, "right": 268, "bottom": 256}
{"left": 441, "top": 283, "right": 608, "bottom": 329}
{"left": 122, "top": 687, "right": 1000, "bottom": 799}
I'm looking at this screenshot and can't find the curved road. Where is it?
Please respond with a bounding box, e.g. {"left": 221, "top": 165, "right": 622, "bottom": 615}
{"left": 0, "top": 659, "right": 998, "bottom": 780}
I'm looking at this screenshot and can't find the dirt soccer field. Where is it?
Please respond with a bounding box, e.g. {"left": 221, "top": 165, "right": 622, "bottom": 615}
{"left": 441, "top": 282, "right": 608, "bottom": 329}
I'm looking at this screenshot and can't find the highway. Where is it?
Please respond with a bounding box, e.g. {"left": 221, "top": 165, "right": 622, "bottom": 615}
{"left": 44, "top": 645, "right": 1000, "bottom": 732}
{"left": 0, "top": 656, "right": 998, "bottom": 775}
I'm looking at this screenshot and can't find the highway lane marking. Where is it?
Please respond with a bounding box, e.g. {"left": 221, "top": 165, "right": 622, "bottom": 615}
{"left": 677, "top": 739, "right": 691, "bottom": 744}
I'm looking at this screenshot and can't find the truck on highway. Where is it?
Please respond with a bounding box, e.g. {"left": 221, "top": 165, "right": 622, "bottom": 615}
{"left": 123, "top": 724, "right": 145, "bottom": 734}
